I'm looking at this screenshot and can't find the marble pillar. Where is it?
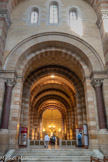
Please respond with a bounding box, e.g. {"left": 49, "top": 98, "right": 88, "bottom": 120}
{"left": 0, "top": 79, "right": 15, "bottom": 154}
{"left": 1, "top": 79, "right": 15, "bottom": 129}
{"left": 91, "top": 79, "right": 107, "bottom": 129}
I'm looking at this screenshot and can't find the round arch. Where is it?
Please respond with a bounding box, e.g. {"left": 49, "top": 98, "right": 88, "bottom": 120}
{"left": 3, "top": 32, "right": 104, "bottom": 76}
{"left": 6, "top": 32, "right": 102, "bottom": 149}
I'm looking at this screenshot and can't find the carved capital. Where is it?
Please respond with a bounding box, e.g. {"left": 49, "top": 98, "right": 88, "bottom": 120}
{"left": 5, "top": 79, "right": 16, "bottom": 87}
{"left": 97, "top": 10, "right": 108, "bottom": 28}
{"left": 91, "top": 79, "right": 104, "bottom": 88}
{"left": 0, "top": 9, "right": 11, "bottom": 27}
{"left": 102, "top": 13, "right": 108, "bottom": 19}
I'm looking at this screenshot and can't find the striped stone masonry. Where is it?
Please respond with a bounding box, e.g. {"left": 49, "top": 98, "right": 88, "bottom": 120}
{"left": 0, "top": 0, "right": 108, "bottom": 154}
{"left": 0, "top": 1, "right": 11, "bottom": 68}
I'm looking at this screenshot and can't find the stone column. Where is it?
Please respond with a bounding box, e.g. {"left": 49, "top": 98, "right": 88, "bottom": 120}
{"left": 0, "top": 79, "right": 15, "bottom": 154}
{"left": 0, "top": 79, "right": 16, "bottom": 129}
{"left": 91, "top": 79, "right": 107, "bottom": 129}
{"left": 62, "top": 118, "right": 65, "bottom": 139}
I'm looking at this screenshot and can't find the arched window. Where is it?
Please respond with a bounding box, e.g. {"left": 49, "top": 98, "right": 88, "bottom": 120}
{"left": 69, "top": 9, "right": 77, "bottom": 24}
{"left": 49, "top": 2, "right": 58, "bottom": 24}
{"left": 69, "top": 8, "right": 83, "bottom": 36}
{"left": 30, "top": 8, "right": 39, "bottom": 24}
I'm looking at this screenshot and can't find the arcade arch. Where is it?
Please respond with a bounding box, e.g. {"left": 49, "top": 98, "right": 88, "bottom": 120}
{"left": 1, "top": 33, "right": 106, "bottom": 149}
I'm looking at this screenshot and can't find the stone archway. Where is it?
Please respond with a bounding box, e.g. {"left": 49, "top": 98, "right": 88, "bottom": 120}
{"left": 4, "top": 32, "right": 104, "bottom": 72}
{"left": 0, "top": 33, "right": 107, "bottom": 152}
{"left": 21, "top": 64, "right": 86, "bottom": 142}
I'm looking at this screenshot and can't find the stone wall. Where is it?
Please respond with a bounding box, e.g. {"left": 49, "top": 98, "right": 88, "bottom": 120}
{"left": 0, "top": 0, "right": 108, "bottom": 155}
{"left": 4, "top": 0, "right": 104, "bottom": 63}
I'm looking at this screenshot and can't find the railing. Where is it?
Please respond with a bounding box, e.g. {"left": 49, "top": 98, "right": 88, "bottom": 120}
{"left": 59, "top": 140, "right": 76, "bottom": 146}
{"left": 29, "top": 140, "right": 44, "bottom": 146}
{"left": 29, "top": 140, "right": 76, "bottom": 146}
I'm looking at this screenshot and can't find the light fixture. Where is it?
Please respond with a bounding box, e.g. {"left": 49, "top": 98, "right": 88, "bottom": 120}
{"left": 48, "top": 125, "right": 56, "bottom": 129}
{"left": 43, "top": 128, "right": 45, "bottom": 132}
{"left": 50, "top": 75, "right": 55, "bottom": 78}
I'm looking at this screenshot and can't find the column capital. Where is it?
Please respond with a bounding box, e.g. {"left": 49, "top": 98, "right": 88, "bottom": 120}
{"left": 96, "top": 10, "right": 108, "bottom": 27}
{"left": 5, "top": 78, "right": 16, "bottom": 87}
{"left": 101, "top": 10, "right": 108, "bottom": 20}
{"left": 91, "top": 79, "right": 104, "bottom": 88}
{"left": 0, "top": 9, "right": 11, "bottom": 27}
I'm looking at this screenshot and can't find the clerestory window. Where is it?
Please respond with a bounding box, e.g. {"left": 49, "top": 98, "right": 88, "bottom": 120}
{"left": 49, "top": 2, "right": 58, "bottom": 24}
{"left": 30, "top": 8, "right": 39, "bottom": 24}
{"left": 69, "top": 9, "right": 77, "bottom": 24}
{"left": 69, "top": 8, "right": 83, "bottom": 36}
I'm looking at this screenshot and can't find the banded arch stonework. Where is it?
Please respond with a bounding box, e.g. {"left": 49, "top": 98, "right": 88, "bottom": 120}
{"left": 0, "top": 31, "right": 106, "bottom": 150}
{"left": 4, "top": 32, "right": 104, "bottom": 72}
{"left": 0, "top": 0, "right": 108, "bottom": 155}
{"left": 1, "top": 0, "right": 108, "bottom": 72}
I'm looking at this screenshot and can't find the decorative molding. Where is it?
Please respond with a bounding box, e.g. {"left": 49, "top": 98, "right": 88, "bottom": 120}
{"left": 90, "top": 71, "right": 107, "bottom": 80}
{"left": 97, "top": 10, "right": 108, "bottom": 28}
{"left": 3, "top": 32, "right": 104, "bottom": 73}
{"left": 5, "top": 78, "right": 16, "bottom": 87}
{"left": 102, "top": 10, "right": 108, "bottom": 19}
{"left": 0, "top": 70, "right": 18, "bottom": 80}
{"left": 91, "top": 79, "right": 104, "bottom": 88}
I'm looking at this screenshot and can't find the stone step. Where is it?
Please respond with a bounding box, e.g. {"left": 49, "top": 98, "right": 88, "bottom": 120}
{"left": 10, "top": 148, "right": 103, "bottom": 162}
{"left": 13, "top": 153, "right": 94, "bottom": 156}
{"left": 13, "top": 149, "right": 95, "bottom": 156}
{"left": 21, "top": 161, "right": 89, "bottom": 162}
{"left": 12, "top": 156, "right": 90, "bottom": 162}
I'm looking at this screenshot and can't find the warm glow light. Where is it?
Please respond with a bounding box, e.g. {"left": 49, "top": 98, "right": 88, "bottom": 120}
{"left": 50, "top": 75, "right": 55, "bottom": 78}
{"left": 70, "top": 17, "right": 83, "bottom": 36}
{"left": 59, "top": 129, "right": 61, "bottom": 132}
{"left": 43, "top": 128, "right": 45, "bottom": 132}
{"left": 48, "top": 125, "right": 56, "bottom": 128}
{"left": 32, "top": 129, "right": 35, "bottom": 140}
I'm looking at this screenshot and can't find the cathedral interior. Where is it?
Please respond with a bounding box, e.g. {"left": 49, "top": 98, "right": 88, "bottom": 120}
{"left": 0, "top": 0, "right": 108, "bottom": 158}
